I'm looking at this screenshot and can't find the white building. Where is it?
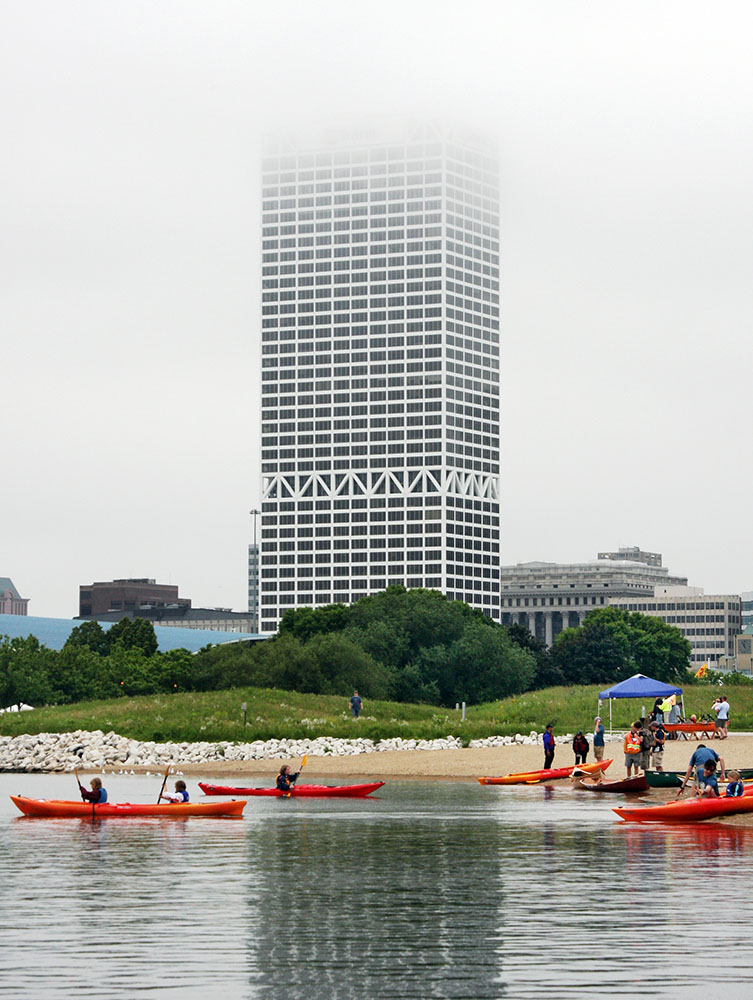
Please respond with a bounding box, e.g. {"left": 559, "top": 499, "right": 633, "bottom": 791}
{"left": 500, "top": 551, "right": 687, "bottom": 646}
{"left": 258, "top": 122, "right": 501, "bottom": 632}
{"left": 610, "top": 586, "right": 742, "bottom": 666}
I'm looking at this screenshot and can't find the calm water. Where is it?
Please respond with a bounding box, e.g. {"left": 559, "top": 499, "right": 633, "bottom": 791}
{"left": 1, "top": 773, "right": 753, "bottom": 999}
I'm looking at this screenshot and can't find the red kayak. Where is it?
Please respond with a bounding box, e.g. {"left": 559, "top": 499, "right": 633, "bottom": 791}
{"left": 479, "top": 760, "right": 613, "bottom": 785}
{"left": 614, "top": 795, "right": 753, "bottom": 823}
{"left": 198, "top": 781, "right": 385, "bottom": 798}
{"left": 10, "top": 796, "right": 246, "bottom": 819}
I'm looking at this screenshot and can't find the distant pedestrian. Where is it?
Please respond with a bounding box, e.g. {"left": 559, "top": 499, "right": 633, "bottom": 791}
{"left": 572, "top": 731, "right": 589, "bottom": 765}
{"left": 593, "top": 717, "right": 605, "bottom": 762}
{"left": 349, "top": 690, "right": 363, "bottom": 719}
{"left": 650, "top": 697, "right": 664, "bottom": 724}
{"left": 543, "top": 723, "right": 555, "bottom": 769}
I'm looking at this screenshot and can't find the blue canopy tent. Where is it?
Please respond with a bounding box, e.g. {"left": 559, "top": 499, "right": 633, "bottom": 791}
{"left": 598, "top": 674, "right": 684, "bottom": 732}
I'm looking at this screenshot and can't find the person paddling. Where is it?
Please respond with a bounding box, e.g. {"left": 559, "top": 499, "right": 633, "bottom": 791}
{"left": 276, "top": 765, "right": 300, "bottom": 793}
{"left": 162, "top": 780, "right": 189, "bottom": 804}
{"left": 78, "top": 776, "right": 108, "bottom": 804}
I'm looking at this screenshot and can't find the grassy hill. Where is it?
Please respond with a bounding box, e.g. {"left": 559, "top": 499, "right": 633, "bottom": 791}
{"left": 2, "top": 683, "right": 750, "bottom": 743}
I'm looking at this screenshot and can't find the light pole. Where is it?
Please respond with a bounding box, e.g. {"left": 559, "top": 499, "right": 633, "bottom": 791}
{"left": 249, "top": 508, "right": 260, "bottom": 633}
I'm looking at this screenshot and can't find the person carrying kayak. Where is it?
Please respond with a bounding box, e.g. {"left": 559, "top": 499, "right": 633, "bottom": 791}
{"left": 162, "top": 780, "right": 189, "bottom": 803}
{"left": 276, "top": 765, "right": 300, "bottom": 793}
{"left": 78, "top": 776, "right": 108, "bottom": 804}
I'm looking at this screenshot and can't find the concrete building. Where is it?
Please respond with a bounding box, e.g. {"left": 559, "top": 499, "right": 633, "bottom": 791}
{"left": 500, "top": 550, "right": 687, "bottom": 646}
{"left": 0, "top": 577, "right": 29, "bottom": 616}
{"left": 610, "top": 586, "right": 742, "bottom": 666}
{"left": 79, "top": 579, "right": 191, "bottom": 618}
{"left": 259, "top": 122, "right": 501, "bottom": 632}
{"left": 741, "top": 591, "right": 753, "bottom": 630}
{"left": 82, "top": 606, "right": 257, "bottom": 634}
{"left": 597, "top": 546, "right": 662, "bottom": 568}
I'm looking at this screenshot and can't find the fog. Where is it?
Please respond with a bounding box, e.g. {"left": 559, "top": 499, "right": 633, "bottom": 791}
{"left": 2, "top": 1, "right": 752, "bottom": 617}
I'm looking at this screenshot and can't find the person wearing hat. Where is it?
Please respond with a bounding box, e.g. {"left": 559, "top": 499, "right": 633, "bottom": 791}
{"left": 593, "top": 717, "right": 605, "bottom": 762}
{"left": 650, "top": 720, "right": 666, "bottom": 771}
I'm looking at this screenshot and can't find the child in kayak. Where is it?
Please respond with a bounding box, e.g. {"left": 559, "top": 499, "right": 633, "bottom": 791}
{"left": 162, "top": 780, "right": 189, "bottom": 803}
{"left": 276, "top": 765, "right": 300, "bottom": 792}
{"left": 78, "top": 777, "right": 108, "bottom": 803}
{"left": 725, "top": 770, "right": 744, "bottom": 797}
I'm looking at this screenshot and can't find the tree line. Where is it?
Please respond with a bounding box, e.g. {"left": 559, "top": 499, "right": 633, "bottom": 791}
{"left": 0, "top": 588, "right": 692, "bottom": 710}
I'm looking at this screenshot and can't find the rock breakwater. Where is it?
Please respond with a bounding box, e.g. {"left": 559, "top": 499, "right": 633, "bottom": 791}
{"left": 0, "top": 729, "right": 626, "bottom": 773}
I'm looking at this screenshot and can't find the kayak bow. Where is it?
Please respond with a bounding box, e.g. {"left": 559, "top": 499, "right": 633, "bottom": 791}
{"left": 198, "top": 781, "right": 385, "bottom": 798}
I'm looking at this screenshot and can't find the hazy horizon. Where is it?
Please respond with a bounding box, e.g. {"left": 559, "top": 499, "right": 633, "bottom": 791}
{"left": 3, "top": 1, "right": 753, "bottom": 618}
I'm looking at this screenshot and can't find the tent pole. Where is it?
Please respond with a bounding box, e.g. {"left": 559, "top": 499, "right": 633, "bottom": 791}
{"left": 610, "top": 699, "right": 612, "bottom": 735}
{"left": 681, "top": 694, "right": 685, "bottom": 720}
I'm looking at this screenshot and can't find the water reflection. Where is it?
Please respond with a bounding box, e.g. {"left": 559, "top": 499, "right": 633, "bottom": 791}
{"left": 3, "top": 777, "right": 753, "bottom": 998}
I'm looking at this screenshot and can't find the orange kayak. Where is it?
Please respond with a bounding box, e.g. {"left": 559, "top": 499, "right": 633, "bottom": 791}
{"left": 10, "top": 796, "right": 246, "bottom": 819}
{"left": 614, "top": 794, "right": 753, "bottom": 823}
{"left": 479, "top": 759, "right": 613, "bottom": 785}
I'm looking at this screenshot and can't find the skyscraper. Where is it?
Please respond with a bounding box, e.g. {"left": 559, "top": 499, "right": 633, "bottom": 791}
{"left": 259, "top": 122, "right": 500, "bottom": 633}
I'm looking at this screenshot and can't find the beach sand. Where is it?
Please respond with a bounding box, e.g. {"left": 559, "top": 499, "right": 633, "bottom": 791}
{"left": 174, "top": 731, "right": 751, "bottom": 781}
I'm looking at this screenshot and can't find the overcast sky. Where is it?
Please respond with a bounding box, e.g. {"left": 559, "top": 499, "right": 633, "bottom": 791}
{"left": 2, "top": 1, "right": 752, "bottom": 618}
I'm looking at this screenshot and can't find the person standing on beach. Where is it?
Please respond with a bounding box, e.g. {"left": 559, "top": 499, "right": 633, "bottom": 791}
{"left": 572, "top": 731, "right": 589, "bottom": 765}
{"left": 651, "top": 721, "right": 666, "bottom": 771}
{"left": 638, "top": 718, "right": 654, "bottom": 773}
{"left": 593, "top": 717, "right": 605, "bottom": 762}
{"left": 715, "top": 696, "right": 730, "bottom": 739}
{"left": 349, "top": 690, "right": 363, "bottom": 719}
{"left": 543, "top": 723, "right": 555, "bottom": 769}
{"left": 624, "top": 724, "right": 642, "bottom": 777}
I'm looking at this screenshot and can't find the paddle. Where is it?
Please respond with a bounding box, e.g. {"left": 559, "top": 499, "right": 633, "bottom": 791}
{"left": 157, "top": 765, "right": 171, "bottom": 803}
{"left": 74, "top": 767, "right": 84, "bottom": 800}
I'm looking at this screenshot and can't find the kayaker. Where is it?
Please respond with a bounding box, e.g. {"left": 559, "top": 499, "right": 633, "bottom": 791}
{"left": 162, "top": 780, "right": 189, "bottom": 804}
{"left": 592, "top": 717, "right": 605, "bottom": 762}
{"left": 543, "top": 723, "right": 555, "bottom": 769}
{"left": 695, "top": 759, "right": 720, "bottom": 798}
{"left": 276, "top": 765, "right": 300, "bottom": 793}
{"left": 624, "top": 724, "right": 642, "bottom": 777}
{"left": 78, "top": 776, "right": 108, "bottom": 804}
{"left": 725, "top": 769, "right": 744, "bottom": 797}
{"left": 677, "top": 744, "right": 726, "bottom": 796}
{"left": 572, "top": 731, "right": 589, "bottom": 765}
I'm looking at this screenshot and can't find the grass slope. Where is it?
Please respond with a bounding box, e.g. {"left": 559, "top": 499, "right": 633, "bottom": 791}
{"left": 2, "top": 684, "right": 750, "bottom": 744}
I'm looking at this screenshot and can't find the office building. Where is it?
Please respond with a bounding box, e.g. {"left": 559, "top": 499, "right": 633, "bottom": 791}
{"left": 0, "top": 577, "right": 29, "bottom": 616}
{"left": 741, "top": 591, "right": 753, "bottom": 630}
{"left": 79, "top": 579, "right": 191, "bottom": 618}
{"left": 259, "top": 122, "right": 501, "bottom": 632}
{"left": 248, "top": 543, "right": 260, "bottom": 632}
{"left": 500, "top": 549, "right": 687, "bottom": 646}
{"left": 611, "top": 586, "right": 742, "bottom": 666}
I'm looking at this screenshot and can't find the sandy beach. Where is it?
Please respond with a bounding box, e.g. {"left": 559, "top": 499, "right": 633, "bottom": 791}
{"left": 174, "top": 731, "right": 752, "bottom": 781}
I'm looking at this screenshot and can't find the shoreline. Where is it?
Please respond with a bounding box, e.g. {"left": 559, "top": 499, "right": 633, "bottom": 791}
{"left": 19, "top": 732, "right": 747, "bottom": 782}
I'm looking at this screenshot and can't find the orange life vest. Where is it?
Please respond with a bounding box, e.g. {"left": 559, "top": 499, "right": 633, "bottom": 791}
{"left": 624, "top": 731, "right": 642, "bottom": 754}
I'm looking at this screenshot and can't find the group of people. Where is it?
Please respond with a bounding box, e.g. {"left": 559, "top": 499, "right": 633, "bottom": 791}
{"left": 676, "top": 744, "right": 743, "bottom": 798}
{"left": 542, "top": 717, "right": 606, "bottom": 769}
{"left": 623, "top": 718, "right": 667, "bottom": 775}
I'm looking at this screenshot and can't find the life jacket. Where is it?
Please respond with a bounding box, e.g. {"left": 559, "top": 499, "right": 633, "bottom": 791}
{"left": 624, "top": 731, "right": 641, "bottom": 754}
{"left": 726, "top": 781, "right": 744, "bottom": 798}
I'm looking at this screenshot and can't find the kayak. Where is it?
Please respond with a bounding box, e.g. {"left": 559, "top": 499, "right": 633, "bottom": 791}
{"left": 198, "top": 781, "right": 385, "bottom": 798}
{"left": 645, "top": 768, "right": 753, "bottom": 789}
{"left": 10, "top": 796, "right": 246, "bottom": 819}
{"left": 614, "top": 795, "right": 753, "bottom": 823}
{"left": 579, "top": 775, "right": 649, "bottom": 793}
{"left": 479, "top": 759, "right": 613, "bottom": 786}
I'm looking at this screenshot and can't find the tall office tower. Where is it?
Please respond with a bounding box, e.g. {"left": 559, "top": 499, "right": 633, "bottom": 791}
{"left": 259, "top": 122, "right": 500, "bottom": 633}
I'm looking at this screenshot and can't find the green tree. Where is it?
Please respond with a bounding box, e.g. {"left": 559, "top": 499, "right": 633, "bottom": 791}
{"left": 549, "top": 607, "right": 691, "bottom": 685}
{"left": 278, "top": 604, "right": 350, "bottom": 643}
{"left": 504, "top": 623, "right": 563, "bottom": 688}
{"left": 64, "top": 620, "right": 110, "bottom": 656}
{"left": 107, "top": 617, "right": 158, "bottom": 657}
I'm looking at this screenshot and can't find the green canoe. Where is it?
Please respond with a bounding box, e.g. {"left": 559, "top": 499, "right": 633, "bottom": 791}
{"left": 645, "top": 768, "right": 753, "bottom": 788}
